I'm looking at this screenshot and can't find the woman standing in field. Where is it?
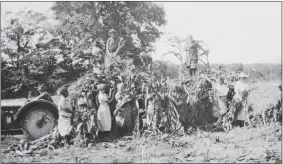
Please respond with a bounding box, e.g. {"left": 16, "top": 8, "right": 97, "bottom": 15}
{"left": 57, "top": 85, "right": 74, "bottom": 145}
{"left": 114, "top": 83, "right": 133, "bottom": 136}
{"left": 97, "top": 84, "right": 114, "bottom": 140}
{"left": 213, "top": 76, "right": 229, "bottom": 124}
{"left": 232, "top": 72, "right": 254, "bottom": 124}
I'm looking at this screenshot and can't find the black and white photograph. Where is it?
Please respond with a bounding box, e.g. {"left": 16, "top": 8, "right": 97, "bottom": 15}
{"left": 0, "top": 1, "right": 282, "bottom": 163}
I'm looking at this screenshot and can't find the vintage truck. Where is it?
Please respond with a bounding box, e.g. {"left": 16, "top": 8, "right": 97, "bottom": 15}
{"left": 1, "top": 96, "right": 60, "bottom": 139}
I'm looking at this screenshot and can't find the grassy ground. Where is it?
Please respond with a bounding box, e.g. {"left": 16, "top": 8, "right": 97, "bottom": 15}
{"left": 1, "top": 81, "right": 282, "bottom": 163}
{"left": 248, "top": 81, "right": 281, "bottom": 114}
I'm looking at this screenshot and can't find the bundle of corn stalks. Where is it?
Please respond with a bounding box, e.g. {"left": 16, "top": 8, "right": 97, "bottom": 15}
{"left": 221, "top": 88, "right": 257, "bottom": 131}
{"left": 261, "top": 98, "right": 282, "bottom": 125}
{"left": 6, "top": 128, "right": 63, "bottom": 155}
{"left": 183, "top": 76, "right": 215, "bottom": 127}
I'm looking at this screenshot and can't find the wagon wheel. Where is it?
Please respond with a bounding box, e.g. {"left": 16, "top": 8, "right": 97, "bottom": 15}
{"left": 21, "top": 106, "right": 56, "bottom": 140}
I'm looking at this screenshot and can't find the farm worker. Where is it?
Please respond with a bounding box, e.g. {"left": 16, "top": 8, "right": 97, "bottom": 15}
{"left": 57, "top": 85, "right": 73, "bottom": 145}
{"left": 169, "top": 85, "right": 189, "bottom": 133}
{"left": 184, "top": 35, "right": 199, "bottom": 77}
{"left": 97, "top": 83, "right": 114, "bottom": 140}
{"left": 105, "top": 29, "right": 125, "bottom": 70}
{"left": 213, "top": 76, "right": 229, "bottom": 124}
{"left": 114, "top": 83, "right": 133, "bottom": 136}
{"left": 233, "top": 72, "right": 250, "bottom": 121}
{"left": 158, "top": 79, "right": 170, "bottom": 132}
{"left": 74, "top": 86, "right": 98, "bottom": 143}
{"left": 36, "top": 85, "right": 53, "bottom": 102}
{"left": 145, "top": 83, "right": 162, "bottom": 130}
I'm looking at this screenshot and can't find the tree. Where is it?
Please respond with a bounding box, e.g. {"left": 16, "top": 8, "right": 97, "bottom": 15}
{"left": 1, "top": 10, "right": 53, "bottom": 98}
{"left": 229, "top": 63, "right": 244, "bottom": 73}
{"left": 51, "top": 2, "right": 166, "bottom": 68}
{"left": 1, "top": 9, "right": 85, "bottom": 98}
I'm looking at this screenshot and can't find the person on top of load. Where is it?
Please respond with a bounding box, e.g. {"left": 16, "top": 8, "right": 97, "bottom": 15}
{"left": 36, "top": 85, "right": 53, "bottom": 102}
{"left": 232, "top": 72, "right": 252, "bottom": 124}
{"left": 105, "top": 29, "right": 125, "bottom": 70}
{"left": 184, "top": 34, "right": 205, "bottom": 77}
{"left": 212, "top": 76, "right": 229, "bottom": 125}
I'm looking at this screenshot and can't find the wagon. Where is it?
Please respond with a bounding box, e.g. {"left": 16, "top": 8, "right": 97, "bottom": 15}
{"left": 1, "top": 96, "right": 60, "bottom": 139}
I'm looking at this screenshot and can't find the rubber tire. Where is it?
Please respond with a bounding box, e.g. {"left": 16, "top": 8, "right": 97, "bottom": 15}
{"left": 21, "top": 106, "right": 57, "bottom": 140}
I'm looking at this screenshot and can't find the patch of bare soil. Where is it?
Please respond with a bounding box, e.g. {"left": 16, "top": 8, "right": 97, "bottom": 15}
{"left": 1, "top": 123, "right": 281, "bottom": 163}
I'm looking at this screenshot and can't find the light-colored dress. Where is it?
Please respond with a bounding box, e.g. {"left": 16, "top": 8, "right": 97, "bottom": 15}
{"left": 105, "top": 36, "right": 120, "bottom": 69}
{"left": 97, "top": 92, "right": 112, "bottom": 131}
{"left": 58, "top": 95, "right": 73, "bottom": 137}
{"left": 214, "top": 83, "right": 229, "bottom": 115}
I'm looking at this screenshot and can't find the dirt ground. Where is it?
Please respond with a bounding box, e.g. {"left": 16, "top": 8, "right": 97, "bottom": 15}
{"left": 1, "top": 81, "right": 282, "bottom": 163}
{"left": 1, "top": 123, "right": 281, "bottom": 163}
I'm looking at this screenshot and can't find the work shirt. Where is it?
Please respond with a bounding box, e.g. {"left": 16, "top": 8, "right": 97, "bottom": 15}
{"left": 214, "top": 83, "right": 229, "bottom": 97}
{"left": 234, "top": 81, "right": 249, "bottom": 101}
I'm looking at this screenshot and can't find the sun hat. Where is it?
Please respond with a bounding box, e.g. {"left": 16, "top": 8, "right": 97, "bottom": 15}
{"left": 117, "top": 83, "right": 126, "bottom": 91}
{"left": 151, "top": 83, "right": 158, "bottom": 89}
{"left": 108, "top": 29, "right": 116, "bottom": 35}
{"left": 238, "top": 72, "right": 248, "bottom": 78}
{"left": 38, "top": 85, "right": 44, "bottom": 91}
{"left": 97, "top": 84, "right": 107, "bottom": 91}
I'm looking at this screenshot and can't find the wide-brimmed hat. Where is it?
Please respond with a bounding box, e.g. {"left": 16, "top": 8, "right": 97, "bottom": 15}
{"left": 219, "top": 76, "right": 225, "bottom": 81}
{"left": 97, "top": 84, "right": 107, "bottom": 91}
{"left": 238, "top": 72, "right": 248, "bottom": 78}
{"left": 151, "top": 83, "right": 158, "bottom": 89}
{"left": 38, "top": 85, "right": 44, "bottom": 91}
{"left": 108, "top": 29, "right": 116, "bottom": 35}
{"left": 117, "top": 83, "right": 126, "bottom": 91}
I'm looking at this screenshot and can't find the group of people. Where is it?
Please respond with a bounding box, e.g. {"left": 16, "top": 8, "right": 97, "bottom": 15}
{"left": 33, "top": 67, "right": 257, "bottom": 146}
{"left": 211, "top": 72, "right": 253, "bottom": 126}
{"left": 31, "top": 28, "right": 259, "bottom": 145}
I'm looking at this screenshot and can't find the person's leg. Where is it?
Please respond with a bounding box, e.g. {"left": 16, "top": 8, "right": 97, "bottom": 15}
{"left": 189, "top": 69, "right": 193, "bottom": 77}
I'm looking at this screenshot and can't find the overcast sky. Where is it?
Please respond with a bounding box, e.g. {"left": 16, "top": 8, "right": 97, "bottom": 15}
{"left": 1, "top": 2, "right": 281, "bottom": 64}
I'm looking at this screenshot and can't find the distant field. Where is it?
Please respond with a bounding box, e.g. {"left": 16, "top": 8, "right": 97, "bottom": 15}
{"left": 248, "top": 81, "right": 281, "bottom": 113}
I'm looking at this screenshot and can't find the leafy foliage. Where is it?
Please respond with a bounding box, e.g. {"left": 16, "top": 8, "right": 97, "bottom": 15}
{"left": 51, "top": 1, "right": 166, "bottom": 67}
{"left": 1, "top": 10, "right": 85, "bottom": 98}
{"left": 1, "top": 2, "right": 166, "bottom": 99}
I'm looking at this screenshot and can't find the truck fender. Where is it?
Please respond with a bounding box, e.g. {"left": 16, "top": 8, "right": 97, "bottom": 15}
{"left": 14, "top": 100, "right": 59, "bottom": 123}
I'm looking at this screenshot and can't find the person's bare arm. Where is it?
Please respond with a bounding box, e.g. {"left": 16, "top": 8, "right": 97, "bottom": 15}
{"left": 113, "top": 39, "right": 125, "bottom": 56}
{"left": 106, "top": 38, "right": 111, "bottom": 56}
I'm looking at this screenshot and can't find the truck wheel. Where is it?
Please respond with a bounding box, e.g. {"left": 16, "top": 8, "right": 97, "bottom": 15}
{"left": 21, "top": 106, "right": 56, "bottom": 140}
